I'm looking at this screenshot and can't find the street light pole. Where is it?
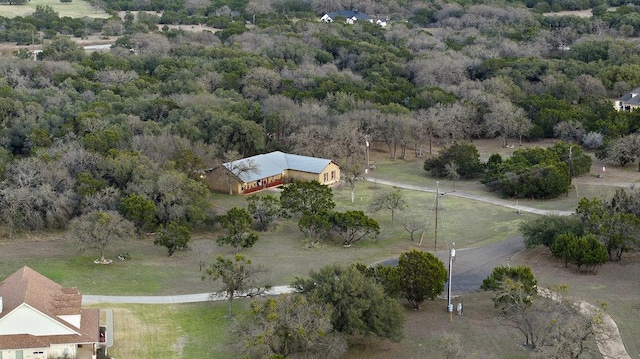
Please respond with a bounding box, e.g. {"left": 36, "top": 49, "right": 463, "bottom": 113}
{"left": 447, "top": 243, "right": 456, "bottom": 313}
{"left": 365, "top": 136, "right": 370, "bottom": 171}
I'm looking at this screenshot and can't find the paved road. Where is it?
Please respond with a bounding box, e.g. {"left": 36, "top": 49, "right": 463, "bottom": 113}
{"left": 378, "top": 236, "right": 524, "bottom": 293}
{"left": 367, "top": 178, "right": 574, "bottom": 216}
{"left": 83, "top": 285, "right": 294, "bottom": 304}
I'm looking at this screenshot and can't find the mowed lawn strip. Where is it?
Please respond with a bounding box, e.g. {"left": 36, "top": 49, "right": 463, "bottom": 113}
{"left": 91, "top": 302, "right": 235, "bottom": 359}
{"left": 0, "top": 0, "right": 109, "bottom": 18}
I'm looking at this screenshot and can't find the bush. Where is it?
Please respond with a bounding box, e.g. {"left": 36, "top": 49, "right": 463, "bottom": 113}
{"left": 424, "top": 142, "right": 484, "bottom": 179}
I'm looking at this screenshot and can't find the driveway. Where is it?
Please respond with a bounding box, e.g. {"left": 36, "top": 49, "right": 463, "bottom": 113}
{"left": 377, "top": 235, "right": 524, "bottom": 293}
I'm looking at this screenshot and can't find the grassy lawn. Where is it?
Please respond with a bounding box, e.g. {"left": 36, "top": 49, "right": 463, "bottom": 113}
{"left": 95, "top": 291, "right": 600, "bottom": 359}
{"left": 93, "top": 301, "right": 236, "bottom": 359}
{"left": 0, "top": 0, "right": 110, "bottom": 19}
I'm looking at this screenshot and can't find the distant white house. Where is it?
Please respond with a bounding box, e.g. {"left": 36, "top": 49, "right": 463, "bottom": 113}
{"left": 321, "top": 10, "right": 386, "bottom": 26}
{"left": 615, "top": 86, "right": 640, "bottom": 111}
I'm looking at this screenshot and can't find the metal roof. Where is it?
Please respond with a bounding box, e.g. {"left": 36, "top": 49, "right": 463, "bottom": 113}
{"left": 224, "top": 151, "right": 334, "bottom": 183}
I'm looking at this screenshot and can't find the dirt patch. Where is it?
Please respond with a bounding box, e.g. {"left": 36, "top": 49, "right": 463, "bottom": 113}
{"left": 543, "top": 9, "right": 594, "bottom": 17}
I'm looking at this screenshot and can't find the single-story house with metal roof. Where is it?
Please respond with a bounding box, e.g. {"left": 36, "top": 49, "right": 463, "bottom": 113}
{"left": 615, "top": 86, "right": 640, "bottom": 111}
{"left": 203, "top": 151, "right": 340, "bottom": 194}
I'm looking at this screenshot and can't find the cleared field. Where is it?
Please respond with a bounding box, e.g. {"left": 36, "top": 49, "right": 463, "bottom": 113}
{"left": 0, "top": 0, "right": 110, "bottom": 19}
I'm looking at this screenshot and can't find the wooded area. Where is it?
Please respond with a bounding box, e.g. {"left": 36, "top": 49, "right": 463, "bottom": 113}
{"left": 1, "top": 0, "right": 640, "bottom": 235}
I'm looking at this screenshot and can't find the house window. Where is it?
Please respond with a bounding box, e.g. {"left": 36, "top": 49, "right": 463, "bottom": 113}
{"left": 331, "top": 171, "right": 336, "bottom": 180}
{"left": 15, "top": 350, "right": 23, "bottom": 359}
{"left": 324, "top": 173, "right": 328, "bottom": 182}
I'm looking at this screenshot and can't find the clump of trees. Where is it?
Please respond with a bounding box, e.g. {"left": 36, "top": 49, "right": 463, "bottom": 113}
{"left": 360, "top": 250, "right": 448, "bottom": 310}
{"left": 483, "top": 142, "right": 591, "bottom": 199}
{"left": 230, "top": 294, "right": 347, "bottom": 359}
{"left": 521, "top": 188, "right": 640, "bottom": 266}
{"left": 423, "top": 142, "right": 484, "bottom": 179}
{"left": 281, "top": 180, "right": 380, "bottom": 246}
{"left": 481, "top": 266, "right": 598, "bottom": 355}
{"left": 292, "top": 264, "right": 404, "bottom": 341}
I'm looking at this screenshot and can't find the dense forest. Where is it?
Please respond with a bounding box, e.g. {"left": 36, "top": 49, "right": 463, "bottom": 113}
{"left": 1, "top": 0, "right": 640, "bottom": 234}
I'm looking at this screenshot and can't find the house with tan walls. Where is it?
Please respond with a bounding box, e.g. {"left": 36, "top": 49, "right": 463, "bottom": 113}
{"left": 203, "top": 151, "right": 340, "bottom": 194}
{"left": 0, "top": 267, "right": 101, "bottom": 359}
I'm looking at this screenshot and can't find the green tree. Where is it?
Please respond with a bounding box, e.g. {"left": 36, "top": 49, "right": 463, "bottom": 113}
{"left": 118, "top": 193, "right": 157, "bottom": 233}
{"left": 69, "top": 210, "right": 135, "bottom": 263}
{"left": 298, "top": 213, "right": 332, "bottom": 243}
{"left": 246, "top": 195, "right": 280, "bottom": 232}
{"left": 482, "top": 147, "right": 571, "bottom": 199}
{"left": 231, "top": 295, "right": 346, "bottom": 359}
{"left": 571, "top": 234, "right": 608, "bottom": 272}
{"left": 329, "top": 210, "right": 380, "bottom": 247}
{"left": 520, "top": 215, "right": 584, "bottom": 250}
{"left": 481, "top": 266, "right": 537, "bottom": 305}
{"left": 293, "top": 264, "right": 404, "bottom": 341}
{"left": 424, "top": 142, "right": 484, "bottom": 179}
{"left": 481, "top": 266, "right": 539, "bottom": 348}
{"left": 154, "top": 222, "right": 190, "bottom": 256}
{"left": 280, "top": 180, "right": 335, "bottom": 217}
{"left": 368, "top": 186, "right": 406, "bottom": 223}
{"left": 576, "top": 196, "right": 640, "bottom": 261}
{"left": 396, "top": 250, "right": 448, "bottom": 310}
{"left": 552, "top": 233, "right": 576, "bottom": 268}
{"left": 217, "top": 207, "right": 259, "bottom": 252}
{"left": 204, "top": 255, "right": 269, "bottom": 317}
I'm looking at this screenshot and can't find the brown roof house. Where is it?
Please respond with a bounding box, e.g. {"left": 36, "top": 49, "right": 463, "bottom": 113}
{"left": 0, "top": 267, "right": 100, "bottom": 359}
{"left": 203, "top": 151, "right": 341, "bottom": 194}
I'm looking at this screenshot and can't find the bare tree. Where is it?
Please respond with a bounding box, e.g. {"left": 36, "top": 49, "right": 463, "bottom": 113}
{"left": 204, "top": 255, "right": 269, "bottom": 317}
{"left": 222, "top": 150, "right": 260, "bottom": 195}
{"left": 400, "top": 214, "right": 425, "bottom": 241}
{"left": 369, "top": 187, "right": 406, "bottom": 223}
{"left": 69, "top": 210, "right": 135, "bottom": 264}
{"left": 484, "top": 98, "right": 530, "bottom": 147}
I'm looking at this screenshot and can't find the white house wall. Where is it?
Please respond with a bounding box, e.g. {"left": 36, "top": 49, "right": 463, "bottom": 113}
{"left": 58, "top": 314, "right": 81, "bottom": 329}
{"left": 0, "top": 304, "right": 78, "bottom": 336}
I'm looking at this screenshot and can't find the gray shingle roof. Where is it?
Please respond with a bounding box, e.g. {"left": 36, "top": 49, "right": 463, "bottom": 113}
{"left": 224, "top": 151, "right": 333, "bottom": 183}
{"left": 618, "top": 86, "right": 640, "bottom": 103}
{"left": 327, "top": 10, "right": 373, "bottom": 20}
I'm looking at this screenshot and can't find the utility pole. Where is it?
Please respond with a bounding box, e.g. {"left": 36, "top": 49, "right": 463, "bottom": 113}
{"left": 434, "top": 181, "right": 439, "bottom": 251}
{"left": 447, "top": 243, "right": 456, "bottom": 315}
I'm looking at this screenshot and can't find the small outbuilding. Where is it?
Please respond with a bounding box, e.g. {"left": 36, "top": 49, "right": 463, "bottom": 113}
{"left": 203, "top": 151, "right": 340, "bottom": 194}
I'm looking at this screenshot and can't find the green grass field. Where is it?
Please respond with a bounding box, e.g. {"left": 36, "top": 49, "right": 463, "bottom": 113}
{"left": 94, "top": 302, "right": 236, "bottom": 359}
{"left": 0, "top": 0, "right": 110, "bottom": 19}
